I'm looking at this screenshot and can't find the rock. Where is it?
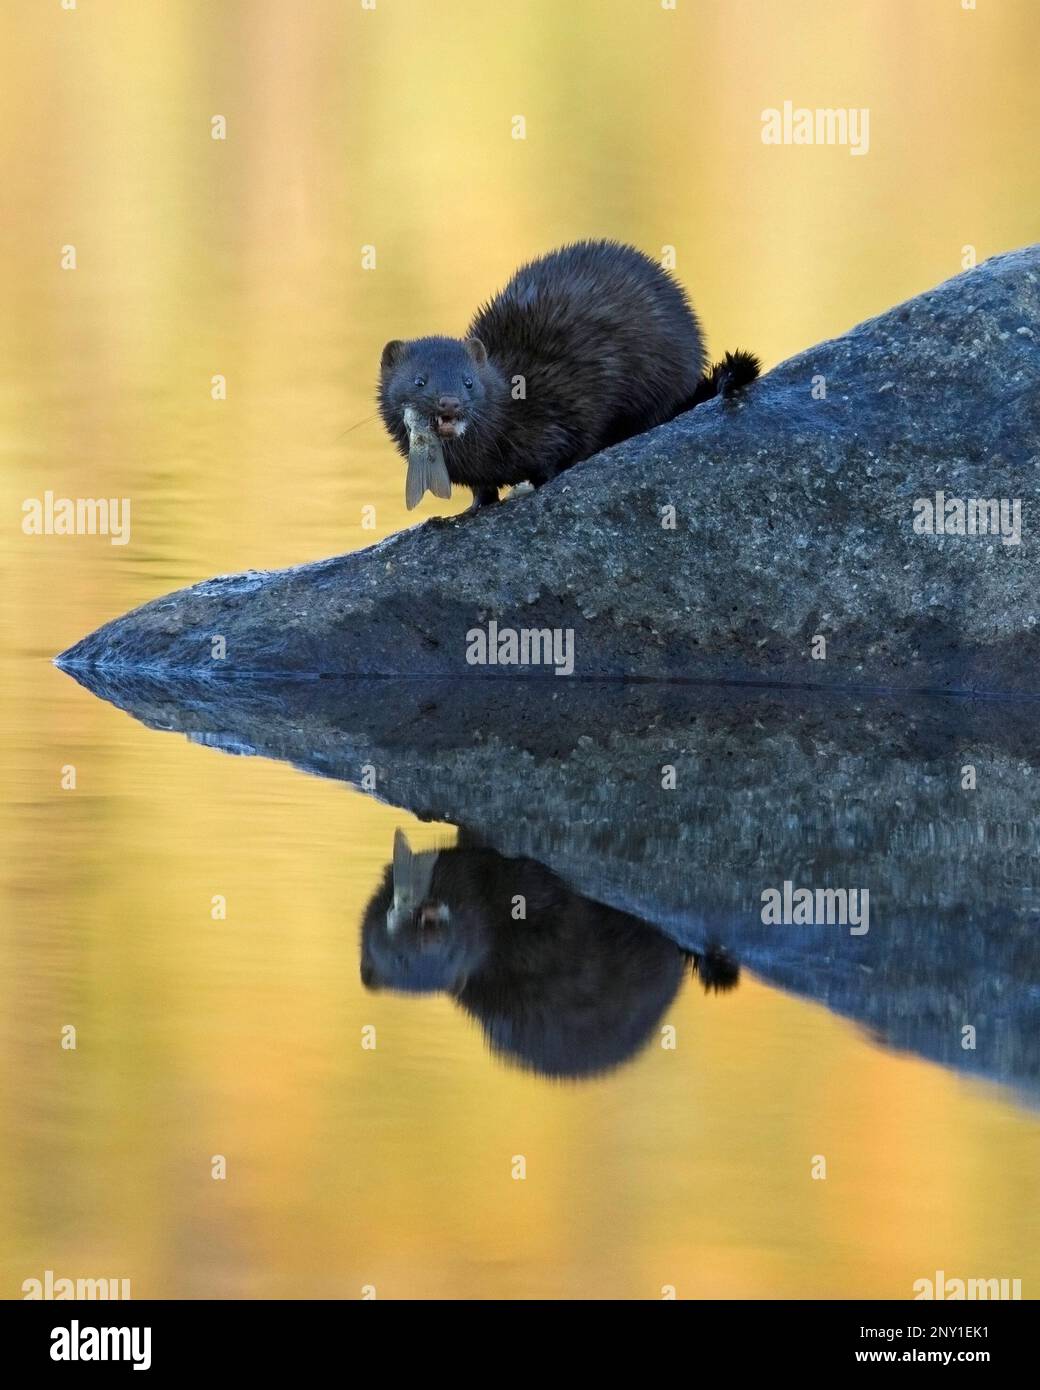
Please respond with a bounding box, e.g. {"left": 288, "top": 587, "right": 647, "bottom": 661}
{"left": 57, "top": 246, "right": 1040, "bottom": 693}
{"left": 59, "top": 668, "right": 1040, "bottom": 1099}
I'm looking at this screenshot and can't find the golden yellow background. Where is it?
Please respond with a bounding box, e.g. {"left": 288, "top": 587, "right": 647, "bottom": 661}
{"left": 1, "top": 0, "right": 1038, "bottom": 1298}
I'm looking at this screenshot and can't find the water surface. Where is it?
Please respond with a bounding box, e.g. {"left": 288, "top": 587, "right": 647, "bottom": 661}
{"left": 3, "top": 0, "right": 1039, "bottom": 1301}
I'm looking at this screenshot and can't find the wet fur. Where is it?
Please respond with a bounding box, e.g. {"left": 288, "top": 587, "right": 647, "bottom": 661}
{"left": 378, "top": 240, "right": 759, "bottom": 509}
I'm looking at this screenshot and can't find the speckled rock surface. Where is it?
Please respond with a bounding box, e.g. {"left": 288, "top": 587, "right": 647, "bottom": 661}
{"left": 58, "top": 245, "right": 1040, "bottom": 691}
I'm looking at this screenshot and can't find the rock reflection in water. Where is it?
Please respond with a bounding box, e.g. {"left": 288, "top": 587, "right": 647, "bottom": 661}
{"left": 55, "top": 669, "right": 1040, "bottom": 1100}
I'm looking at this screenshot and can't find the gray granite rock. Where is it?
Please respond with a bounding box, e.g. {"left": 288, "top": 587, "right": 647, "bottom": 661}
{"left": 57, "top": 246, "right": 1040, "bottom": 693}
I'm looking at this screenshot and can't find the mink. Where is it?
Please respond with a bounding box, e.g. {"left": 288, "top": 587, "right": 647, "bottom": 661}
{"left": 377, "top": 239, "right": 760, "bottom": 511}
{"left": 359, "top": 831, "right": 737, "bottom": 1079}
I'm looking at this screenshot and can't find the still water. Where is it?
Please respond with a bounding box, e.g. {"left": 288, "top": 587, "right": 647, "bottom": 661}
{"left": 3, "top": 0, "right": 1040, "bottom": 1300}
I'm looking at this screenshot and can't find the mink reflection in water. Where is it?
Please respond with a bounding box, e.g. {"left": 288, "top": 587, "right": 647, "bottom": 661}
{"left": 360, "top": 831, "right": 738, "bottom": 1081}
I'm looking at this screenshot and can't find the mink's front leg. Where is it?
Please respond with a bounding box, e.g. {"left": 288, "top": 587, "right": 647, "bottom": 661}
{"left": 467, "top": 486, "right": 500, "bottom": 513}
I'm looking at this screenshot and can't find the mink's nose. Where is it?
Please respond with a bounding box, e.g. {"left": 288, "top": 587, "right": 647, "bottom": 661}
{"left": 437, "top": 396, "right": 462, "bottom": 418}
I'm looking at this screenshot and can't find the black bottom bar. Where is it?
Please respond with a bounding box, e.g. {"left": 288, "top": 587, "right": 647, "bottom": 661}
{"left": 3, "top": 1297, "right": 1027, "bottom": 1376}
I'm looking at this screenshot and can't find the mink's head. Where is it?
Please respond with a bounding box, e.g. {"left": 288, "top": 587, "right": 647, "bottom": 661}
{"left": 359, "top": 832, "right": 492, "bottom": 996}
{"left": 378, "top": 335, "right": 497, "bottom": 443}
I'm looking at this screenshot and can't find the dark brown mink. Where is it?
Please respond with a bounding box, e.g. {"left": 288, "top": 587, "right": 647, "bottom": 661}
{"left": 359, "top": 831, "right": 739, "bottom": 1080}
{"left": 377, "top": 239, "right": 760, "bottom": 511}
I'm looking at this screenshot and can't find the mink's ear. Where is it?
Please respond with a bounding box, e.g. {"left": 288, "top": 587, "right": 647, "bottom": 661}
{"left": 381, "top": 339, "right": 406, "bottom": 372}
{"left": 464, "top": 337, "right": 488, "bottom": 367}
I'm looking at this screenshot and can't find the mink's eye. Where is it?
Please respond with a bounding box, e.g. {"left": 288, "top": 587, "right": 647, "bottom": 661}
{"left": 413, "top": 376, "right": 426, "bottom": 388}
{"left": 463, "top": 377, "right": 474, "bottom": 390}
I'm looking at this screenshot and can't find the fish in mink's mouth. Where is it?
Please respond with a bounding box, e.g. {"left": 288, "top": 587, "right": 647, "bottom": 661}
{"left": 434, "top": 415, "right": 466, "bottom": 440}
{"left": 402, "top": 404, "right": 467, "bottom": 444}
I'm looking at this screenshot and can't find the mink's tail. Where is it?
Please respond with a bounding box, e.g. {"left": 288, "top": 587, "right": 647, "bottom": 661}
{"left": 688, "top": 943, "right": 741, "bottom": 994}
{"left": 676, "top": 348, "right": 761, "bottom": 414}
